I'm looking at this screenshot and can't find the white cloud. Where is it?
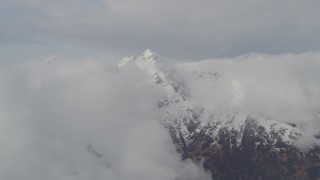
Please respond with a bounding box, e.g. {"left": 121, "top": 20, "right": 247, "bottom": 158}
{"left": 0, "top": 57, "right": 210, "bottom": 180}
{"left": 0, "top": 49, "right": 320, "bottom": 179}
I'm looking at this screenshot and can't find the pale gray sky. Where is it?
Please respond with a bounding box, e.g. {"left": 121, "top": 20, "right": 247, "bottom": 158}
{"left": 1, "top": 0, "right": 320, "bottom": 61}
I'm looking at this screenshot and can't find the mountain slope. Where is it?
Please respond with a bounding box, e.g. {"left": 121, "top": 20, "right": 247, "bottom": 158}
{"left": 119, "top": 50, "right": 320, "bottom": 179}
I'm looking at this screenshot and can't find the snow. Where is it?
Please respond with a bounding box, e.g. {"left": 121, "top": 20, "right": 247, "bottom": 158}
{"left": 141, "top": 49, "right": 158, "bottom": 60}
{"left": 118, "top": 49, "right": 319, "bottom": 148}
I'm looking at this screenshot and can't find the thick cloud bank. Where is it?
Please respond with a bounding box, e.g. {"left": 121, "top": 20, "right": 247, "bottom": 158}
{"left": 0, "top": 57, "right": 210, "bottom": 180}
{"left": 0, "top": 51, "right": 320, "bottom": 179}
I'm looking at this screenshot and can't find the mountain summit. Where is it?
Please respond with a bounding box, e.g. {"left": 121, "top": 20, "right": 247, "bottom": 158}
{"left": 118, "top": 50, "right": 320, "bottom": 179}
{"left": 141, "top": 49, "right": 158, "bottom": 60}
{"left": 118, "top": 49, "right": 158, "bottom": 67}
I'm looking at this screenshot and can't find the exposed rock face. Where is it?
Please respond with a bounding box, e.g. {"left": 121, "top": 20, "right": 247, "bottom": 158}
{"left": 170, "top": 118, "right": 320, "bottom": 180}
{"left": 120, "top": 50, "right": 320, "bottom": 180}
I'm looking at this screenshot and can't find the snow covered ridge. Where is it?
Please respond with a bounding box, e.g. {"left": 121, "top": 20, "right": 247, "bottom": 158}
{"left": 119, "top": 49, "right": 320, "bottom": 150}
{"left": 119, "top": 49, "right": 320, "bottom": 179}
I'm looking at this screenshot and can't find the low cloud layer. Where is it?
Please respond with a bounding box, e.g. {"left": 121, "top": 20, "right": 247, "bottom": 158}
{"left": 0, "top": 51, "right": 319, "bottom": 179}
{"left": 0, "top": 57, "right": 210, "bottom": 180}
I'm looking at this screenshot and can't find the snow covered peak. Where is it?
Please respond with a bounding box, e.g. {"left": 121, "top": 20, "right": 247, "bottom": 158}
{"left": 141, "top": 49, "right": 158, "bottom": 60}
{"left": 118, "top": 49, "right": 159, "bottom": 67}
{"left": 117, "top": 50, "right": 319, "bottom": 151}
{"left": 118, "top": 49, "right": 169, "bottom": 87}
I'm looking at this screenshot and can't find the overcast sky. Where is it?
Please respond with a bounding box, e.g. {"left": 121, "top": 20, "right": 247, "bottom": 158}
{"left": 1, "top": 0, "right": 320, "bottom": 61}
